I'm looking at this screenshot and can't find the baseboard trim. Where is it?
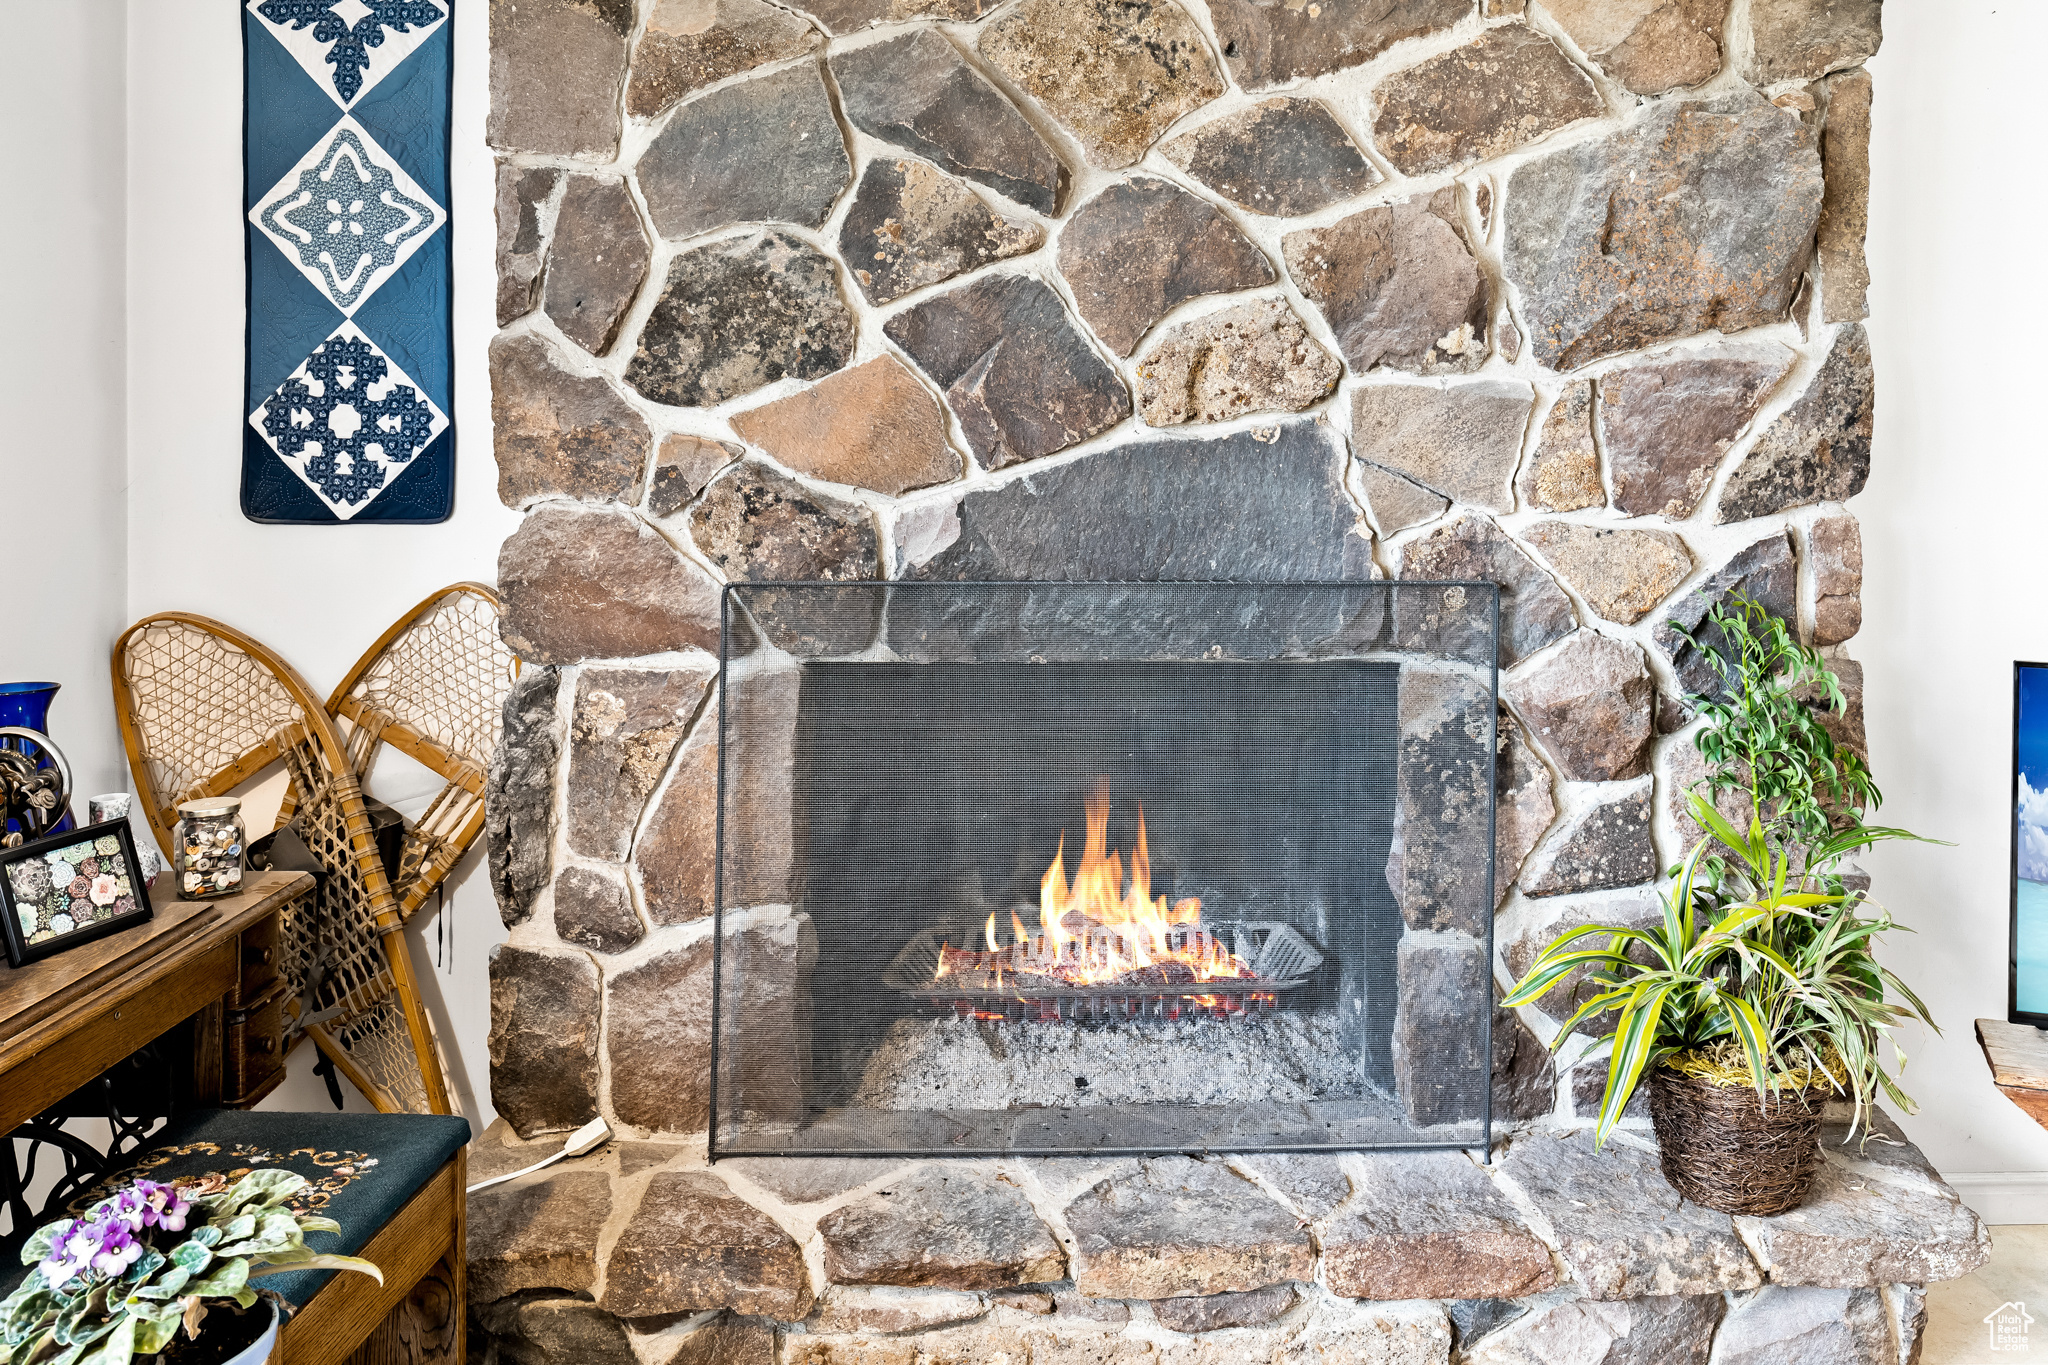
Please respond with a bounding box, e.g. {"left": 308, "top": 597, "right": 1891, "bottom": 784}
{"left": 1943, "top": 1172, "right": 2048, "bottom": 1226}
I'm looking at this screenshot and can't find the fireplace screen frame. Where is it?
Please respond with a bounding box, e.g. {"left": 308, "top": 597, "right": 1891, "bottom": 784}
{"left": 708, "top": 580, "right": 1501, "bottom": 1160}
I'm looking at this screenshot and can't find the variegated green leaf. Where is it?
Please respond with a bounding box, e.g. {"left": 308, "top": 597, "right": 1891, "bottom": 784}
{"left": 1550, "top": 985, "right": 1642, "bottom": 1042}
{"left": 182, "top": 1259, "right": 250, "bottom": 1300}
{"left": 248, "top": 1254, "right": 383, "bottom": 1286}
{"left": 1595, "top": 980, "right": 1677, "bottom": 1146}
{"left": 21, "top": 1227, "right": 59, "bottom": 1266}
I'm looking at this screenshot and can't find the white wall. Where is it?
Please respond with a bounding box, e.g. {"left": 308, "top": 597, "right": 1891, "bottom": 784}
{"left": 0, "top": 0, "right": 513, "bottom": 1130}
{"left": 1862, "top": 5, "right": 2048, "bottom": 1221}
{"left": 120, "top": 0, "right": 515, "bottom": 1128}
{"left": 0, "top": 0, "right": 506, "bottom": 1133}
{"left": 0, "top": 0, "right": 137, "bottom": 1219}
{"left": 0, "top": 2, "right": 131, "bottom": 805}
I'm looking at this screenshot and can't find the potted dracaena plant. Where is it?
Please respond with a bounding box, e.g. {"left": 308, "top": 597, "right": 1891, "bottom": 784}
{"left": 1, "top": 1168, "right": 380, "bottom": 1365}
{"left": 1503, "top": 597, "right": 1939, "bottom": 1216}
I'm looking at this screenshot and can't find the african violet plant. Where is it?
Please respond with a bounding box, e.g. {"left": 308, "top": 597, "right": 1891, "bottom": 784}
{"left": 2, "top": 1169, "right": 380, "bottom": 1365}
{"left": 1504, "top": 597, "right": 1939, "bottom": 1146}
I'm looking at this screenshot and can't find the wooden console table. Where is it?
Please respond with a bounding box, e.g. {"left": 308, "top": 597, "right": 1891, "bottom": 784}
{"left": 1976, "top": 1017, "right": 2048, "bottom": 1129}
{"left": 0, "top": 870, "right": 311, "bottom": 1136}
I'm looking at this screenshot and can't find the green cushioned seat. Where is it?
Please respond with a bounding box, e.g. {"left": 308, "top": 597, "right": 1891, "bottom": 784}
{"left": 5, "top": 1110, "right": 469, "bottom": 1307}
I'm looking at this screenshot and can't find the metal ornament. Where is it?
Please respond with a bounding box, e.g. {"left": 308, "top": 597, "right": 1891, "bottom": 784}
{"left": 0, "top": 727, "right": 71, "bottom": 848}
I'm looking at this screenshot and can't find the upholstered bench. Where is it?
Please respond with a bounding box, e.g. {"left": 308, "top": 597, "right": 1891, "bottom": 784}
{"left": 7, "top": 1110, "right": 469, "bottom": 1365}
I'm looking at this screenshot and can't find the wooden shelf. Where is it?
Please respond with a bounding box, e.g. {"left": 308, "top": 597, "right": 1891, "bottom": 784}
{"left": 0, "top": 870, "right": 313, "bottom": 1131}
{"left": 1977, "top": 1017, "right": 2048, "bottom": 1129}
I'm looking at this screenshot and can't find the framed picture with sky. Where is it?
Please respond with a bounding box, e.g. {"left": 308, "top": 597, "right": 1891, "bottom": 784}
{"left": 2012, "top": 663, "right": 2048, "bottom": 1024}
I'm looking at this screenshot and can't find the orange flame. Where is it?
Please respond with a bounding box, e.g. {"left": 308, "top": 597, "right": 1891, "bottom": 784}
{"left": 937, "top": 782, "right": 1256, "bottom": 990}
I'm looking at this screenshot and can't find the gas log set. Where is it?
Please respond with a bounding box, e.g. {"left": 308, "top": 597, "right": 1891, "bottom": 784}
{"left": 883, "top": 785, "right": 1322, "bottom": 1025}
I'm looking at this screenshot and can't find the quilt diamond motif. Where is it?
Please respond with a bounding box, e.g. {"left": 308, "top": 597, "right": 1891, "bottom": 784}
{"left": 249, "top": 321, "right": 450, "bottom": 521}
{"left": 248, "top": 0, "right": 447, "bottom": 108}
{"left": 245, "top": 0, "right": 453, "bottom": 523}
{"left": 250, "top": 119, "right": 446, "bottom": 314}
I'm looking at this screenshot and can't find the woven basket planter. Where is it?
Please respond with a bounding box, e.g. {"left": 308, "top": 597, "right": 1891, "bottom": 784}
{"left": 1646, "top": 1064, "right": 1830, "bottom": 1215}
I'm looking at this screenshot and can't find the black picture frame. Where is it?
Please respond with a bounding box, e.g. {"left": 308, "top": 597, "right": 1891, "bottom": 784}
{"left": 0, "top": 819, "right": 156, "bottom": 968}
{"left": 2012, "top": 662, "right": 2048, "bottom": 1027}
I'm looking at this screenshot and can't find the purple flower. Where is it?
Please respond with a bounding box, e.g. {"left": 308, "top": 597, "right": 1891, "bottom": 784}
{"left": 104, "top": 1188, "right": 147, "bottom": 1232}
{"left": 37, "top": 1212, "right": 139, "bottom": 1286}
{"left": 96, "top": 1180, "right": 192, "bottom": 1236}
{"left": 37, "top": 1180, "right": 194, "bottom": 1286}
{"left": 90, "top": 1219, "right": 142, "bottom": 1277}
{"left": 39, "top": 1217, "right": 100, "bottom": 1286}
{"left": 132, "top": 1179, "right": 191, "bottom": 1232}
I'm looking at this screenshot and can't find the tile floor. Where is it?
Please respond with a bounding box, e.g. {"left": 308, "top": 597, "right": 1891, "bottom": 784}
{"left": 1925, "top": 1225, "right": 2048, "bottom": 1362}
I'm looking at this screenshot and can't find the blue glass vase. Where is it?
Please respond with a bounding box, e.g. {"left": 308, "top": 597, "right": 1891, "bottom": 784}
{"left": 0, "top": 681, "right": 74, "bottom": 837}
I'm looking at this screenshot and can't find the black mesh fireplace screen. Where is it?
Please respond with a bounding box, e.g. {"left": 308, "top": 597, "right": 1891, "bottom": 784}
{"left": 710, "top": 582, "right": 1500, "bottom": 1158}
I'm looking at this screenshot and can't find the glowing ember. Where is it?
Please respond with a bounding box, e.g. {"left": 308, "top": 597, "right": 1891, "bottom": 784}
{"left": 933, "top": 782, "right": 1258, "bottom": 992}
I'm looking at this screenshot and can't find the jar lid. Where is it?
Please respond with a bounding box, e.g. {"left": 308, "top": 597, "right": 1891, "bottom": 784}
{"left": 177, "top": 796, "right": 242, "bottom": 817}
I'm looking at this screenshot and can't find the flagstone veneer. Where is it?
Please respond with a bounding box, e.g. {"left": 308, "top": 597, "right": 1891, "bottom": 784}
{"left": 482, "top": 4, "right": 1948, "bottom": 1357}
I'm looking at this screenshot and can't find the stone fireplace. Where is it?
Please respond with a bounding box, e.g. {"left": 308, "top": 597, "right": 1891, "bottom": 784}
{"left": 476, "top": 0, "right": 1987, "bottom": 1360}
{"left": 707, "top": 580, "right": 1496, "bottom": 1158}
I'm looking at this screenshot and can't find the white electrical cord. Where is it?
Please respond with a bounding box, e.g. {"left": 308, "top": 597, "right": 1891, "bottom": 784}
{"left": 465, "top": 1117, "right": 612, "bottom": 1194}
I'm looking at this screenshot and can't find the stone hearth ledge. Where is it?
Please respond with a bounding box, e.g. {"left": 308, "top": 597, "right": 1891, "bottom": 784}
{"left": 464, "top": 1111, "right": 1985, "bottom": 1364}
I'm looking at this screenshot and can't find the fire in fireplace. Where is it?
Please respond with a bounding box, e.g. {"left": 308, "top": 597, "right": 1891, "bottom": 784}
{"left": 891, "top": 783, "right": 1319, "bottom": 1025}
{"left": 710, "top": 582, "right": 1498, "bottom": 1158}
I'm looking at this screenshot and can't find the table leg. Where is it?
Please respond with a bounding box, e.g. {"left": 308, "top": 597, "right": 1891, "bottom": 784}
{"left": 190, "top": 999, "right": 224, "bottom": 1107}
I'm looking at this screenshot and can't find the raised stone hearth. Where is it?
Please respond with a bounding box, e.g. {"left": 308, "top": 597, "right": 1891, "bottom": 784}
{"left": 466, "top": 1111, "right": 1982, "bottom": 1363}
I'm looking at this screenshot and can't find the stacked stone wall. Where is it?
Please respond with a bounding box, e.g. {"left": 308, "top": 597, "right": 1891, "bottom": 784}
{"left": 479, "top": 0, "right": 1919, "bottom": 1358}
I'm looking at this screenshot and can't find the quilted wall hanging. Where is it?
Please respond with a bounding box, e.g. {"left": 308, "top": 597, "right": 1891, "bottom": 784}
{"left": 242, "top": 0, "right": 454, "bottom": 524}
